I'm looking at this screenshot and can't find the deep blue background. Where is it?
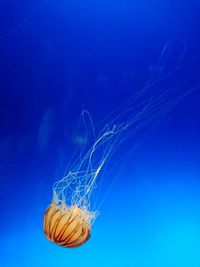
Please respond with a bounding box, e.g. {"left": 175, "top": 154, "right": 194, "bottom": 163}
{"left": 0, "top": 1, "right": 200, "bottom": 266}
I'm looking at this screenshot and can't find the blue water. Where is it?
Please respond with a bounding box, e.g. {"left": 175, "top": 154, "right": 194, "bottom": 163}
{"left": 0, "top": 1, "right": 200, "bottom": 267}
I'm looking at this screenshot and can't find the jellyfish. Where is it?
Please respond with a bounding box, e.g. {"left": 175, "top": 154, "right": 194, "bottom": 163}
{"left": 43, "top": 41, "right": 200, "bottom": 248}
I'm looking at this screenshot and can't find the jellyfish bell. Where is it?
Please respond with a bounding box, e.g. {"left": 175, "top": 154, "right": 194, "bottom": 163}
{"left": 43, "top": 191, "right": 96, "bottom": 248}
{"left": 43, "top": 40, "right": 200, "bottom": 248}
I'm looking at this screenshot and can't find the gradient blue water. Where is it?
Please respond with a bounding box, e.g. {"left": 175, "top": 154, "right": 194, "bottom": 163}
{"left": 0, "top": 1, "right": 200, "bottom": 267}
